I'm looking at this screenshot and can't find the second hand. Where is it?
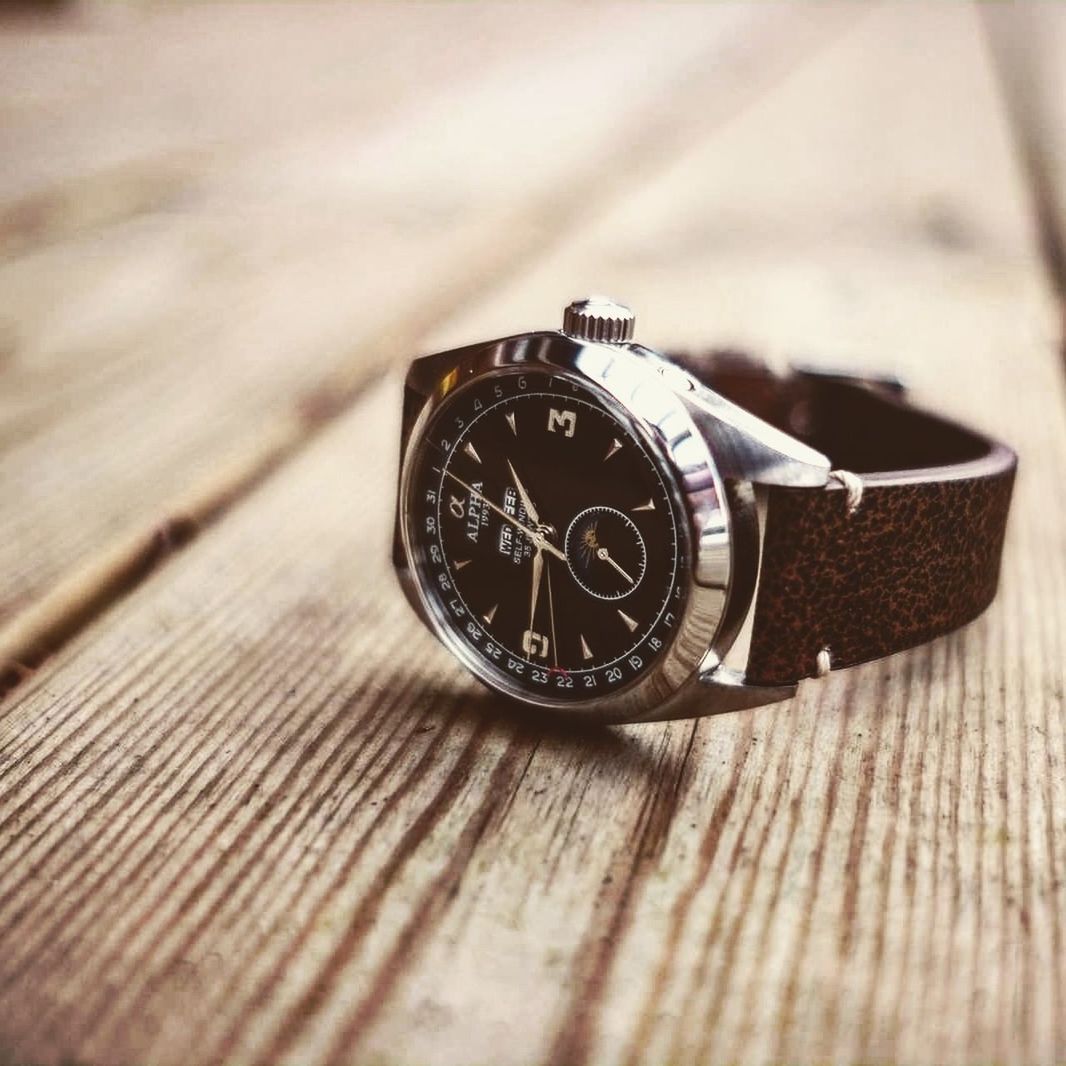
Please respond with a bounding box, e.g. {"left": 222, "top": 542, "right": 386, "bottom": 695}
{"left": 545, "top": 554, "right": 560, "bottom": 670}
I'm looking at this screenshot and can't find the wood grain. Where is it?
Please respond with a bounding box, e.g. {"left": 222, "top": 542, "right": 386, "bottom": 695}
{"left": 0, "top": 1, "right": 853, "bottom": 678}
{"left": 0, "top": 5, "right": 1063, "bottom": 1066}
{"left": 982, "top": 4, "right": 1066, "bottom": 302}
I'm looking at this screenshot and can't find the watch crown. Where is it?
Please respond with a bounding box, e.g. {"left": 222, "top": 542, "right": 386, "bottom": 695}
{"left": 562, "top": 296, "right": 635, "bottom": 344}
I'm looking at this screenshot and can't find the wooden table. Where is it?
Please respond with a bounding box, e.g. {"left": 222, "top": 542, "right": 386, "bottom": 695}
{"left": 1, "top": 4, "right": 1064, "bottom": 1063}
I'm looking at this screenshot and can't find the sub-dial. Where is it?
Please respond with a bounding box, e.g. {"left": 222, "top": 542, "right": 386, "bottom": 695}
{"left": 564, "top": 506, "right": 647, "bottom": 601}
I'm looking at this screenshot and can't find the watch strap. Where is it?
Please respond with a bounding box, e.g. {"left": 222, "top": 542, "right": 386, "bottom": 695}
{"left": 672, "top": 352, "right": 1017, "bottom": 686}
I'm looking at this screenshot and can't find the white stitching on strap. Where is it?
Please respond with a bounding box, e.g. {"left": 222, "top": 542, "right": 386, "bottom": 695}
{"left": 816, "top": 646, "right": 832, "bottom": 678}
{"left": 829, "top": 468, "right": 863, "bottom": 516}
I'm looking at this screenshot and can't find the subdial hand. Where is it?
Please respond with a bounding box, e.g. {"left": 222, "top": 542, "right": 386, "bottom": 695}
{"left": 595, "top": 546, "right": 635, "bottom": 585}
{"left": 443, "top": 469, "right": 566, "bottom": 563}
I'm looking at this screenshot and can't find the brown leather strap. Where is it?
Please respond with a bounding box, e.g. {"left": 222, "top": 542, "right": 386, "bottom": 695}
{"left": 672, "top": 352, "right": 1017, "bottom": 686}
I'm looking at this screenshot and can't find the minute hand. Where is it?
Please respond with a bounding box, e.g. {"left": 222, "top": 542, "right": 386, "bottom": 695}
{"left": 444, "top": 469, "right": 566, "bottom": 563}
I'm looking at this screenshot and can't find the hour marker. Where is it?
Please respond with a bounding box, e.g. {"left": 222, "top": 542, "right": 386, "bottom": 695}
{"left": 483, "top": 603, "right": 498, "bottom": 625}
{"left": 580, "top": 634, "right": 593, "bottom": 660}
{"left": 632, "top": 499, "right": 656, "bottom": 512}
{"left": 463, "top": 441, "right": 482, "bottom": 464}
{"left": 604, "top": 438, "right": 622, "bottom": 461}
{"left": 547, "top": 408, "right": 577, "bottom": 437}
{"left": 617, "top": 609, "right": 638, "bottom": 632}
{"left": 505, "top": 412, "right": 517, "bottom": 436}
{"left": 454, "top": 559, "right": 471, "bottom": 570}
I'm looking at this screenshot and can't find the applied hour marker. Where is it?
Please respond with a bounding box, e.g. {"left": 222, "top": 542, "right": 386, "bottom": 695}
{"left": 463, "top": 441, "right": 482, "bottom": 464}
{"left": 483, "top": 604, "right": 498, "bottom": 625}
{"left": 580, "top": 634, "right": 593, "bottom": 661}
{"left": 547, "top": 408, "right": 577, "bottom": 437}
{"left": 505, "top": 412, "right": 517, "bottom": 436}
{"left": 632, "top": 499, "right": 656, "bottom": 512}
{"left": 604, "top": 438, "right": 622, "bottom": 461}
{"left": 617, "top": 609, "right": 638, "bottom": 633}
{"left": 454, "top": 559, "right": 471, "bottom": 570}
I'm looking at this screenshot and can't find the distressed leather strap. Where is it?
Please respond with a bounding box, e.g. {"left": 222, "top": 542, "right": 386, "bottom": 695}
{"left": 672, "top": 352, "right": 1017, "bottom": 686}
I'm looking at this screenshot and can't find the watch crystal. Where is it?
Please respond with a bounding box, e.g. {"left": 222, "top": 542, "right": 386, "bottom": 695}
{"left": 407, "top": 370, "right": 686, "bottom": 703}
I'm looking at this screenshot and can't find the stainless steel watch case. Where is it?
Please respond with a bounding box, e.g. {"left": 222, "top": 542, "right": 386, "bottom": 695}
{"left": 393, "top": 329, "right": 834, "bottom": 723}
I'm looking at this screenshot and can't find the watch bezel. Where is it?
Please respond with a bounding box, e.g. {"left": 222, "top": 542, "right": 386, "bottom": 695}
{"left": 395, "top": 330, "right": 738, "bottom": 722}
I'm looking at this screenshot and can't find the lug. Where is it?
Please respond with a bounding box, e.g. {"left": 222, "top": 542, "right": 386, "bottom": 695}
{"left": 633, "top": 662, "right": 796, "bottom": 722}
{"left": 683, "top": 386, "right": 831, "bottom": 487}
{"left": 403, "top": 338, "right": 496, "bottom": 399}
{"left": 696, "top": 662, "right": 796, "bottom": 711}
{"left": 632, "top": 346, "right": 831, "bottom": 488}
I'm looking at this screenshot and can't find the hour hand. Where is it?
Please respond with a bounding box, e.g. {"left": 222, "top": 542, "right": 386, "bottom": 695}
{"left": 507, "top": 460, "right": 540, "bottom": 527}
{"left": 444, "top": 467, "right": 564, "bottom": 561}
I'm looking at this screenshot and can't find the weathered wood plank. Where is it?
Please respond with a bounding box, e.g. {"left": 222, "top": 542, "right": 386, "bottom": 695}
{"left": 410, "top": 12, "right": 1066, "bottom": 1066}
{"left": 982, "top": 4, "right": 1066, "bottom": 301}
{"left": 0, "top": 5, "right": 553, "bottom": 225}
{"left": 1, "top": 5, "right": 1063, "bottom": 1066}
{"left": 0, "top": 3, "right": 851, "bottom": 679}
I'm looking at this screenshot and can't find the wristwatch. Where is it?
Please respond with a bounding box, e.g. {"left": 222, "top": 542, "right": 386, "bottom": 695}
{"left": 392, "top": 297, "right": 1016, "bottom": 722}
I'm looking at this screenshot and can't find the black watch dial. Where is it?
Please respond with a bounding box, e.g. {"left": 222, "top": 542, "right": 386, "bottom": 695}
{"left": 407, "top": 369, "right": 687, "bottom": 703}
